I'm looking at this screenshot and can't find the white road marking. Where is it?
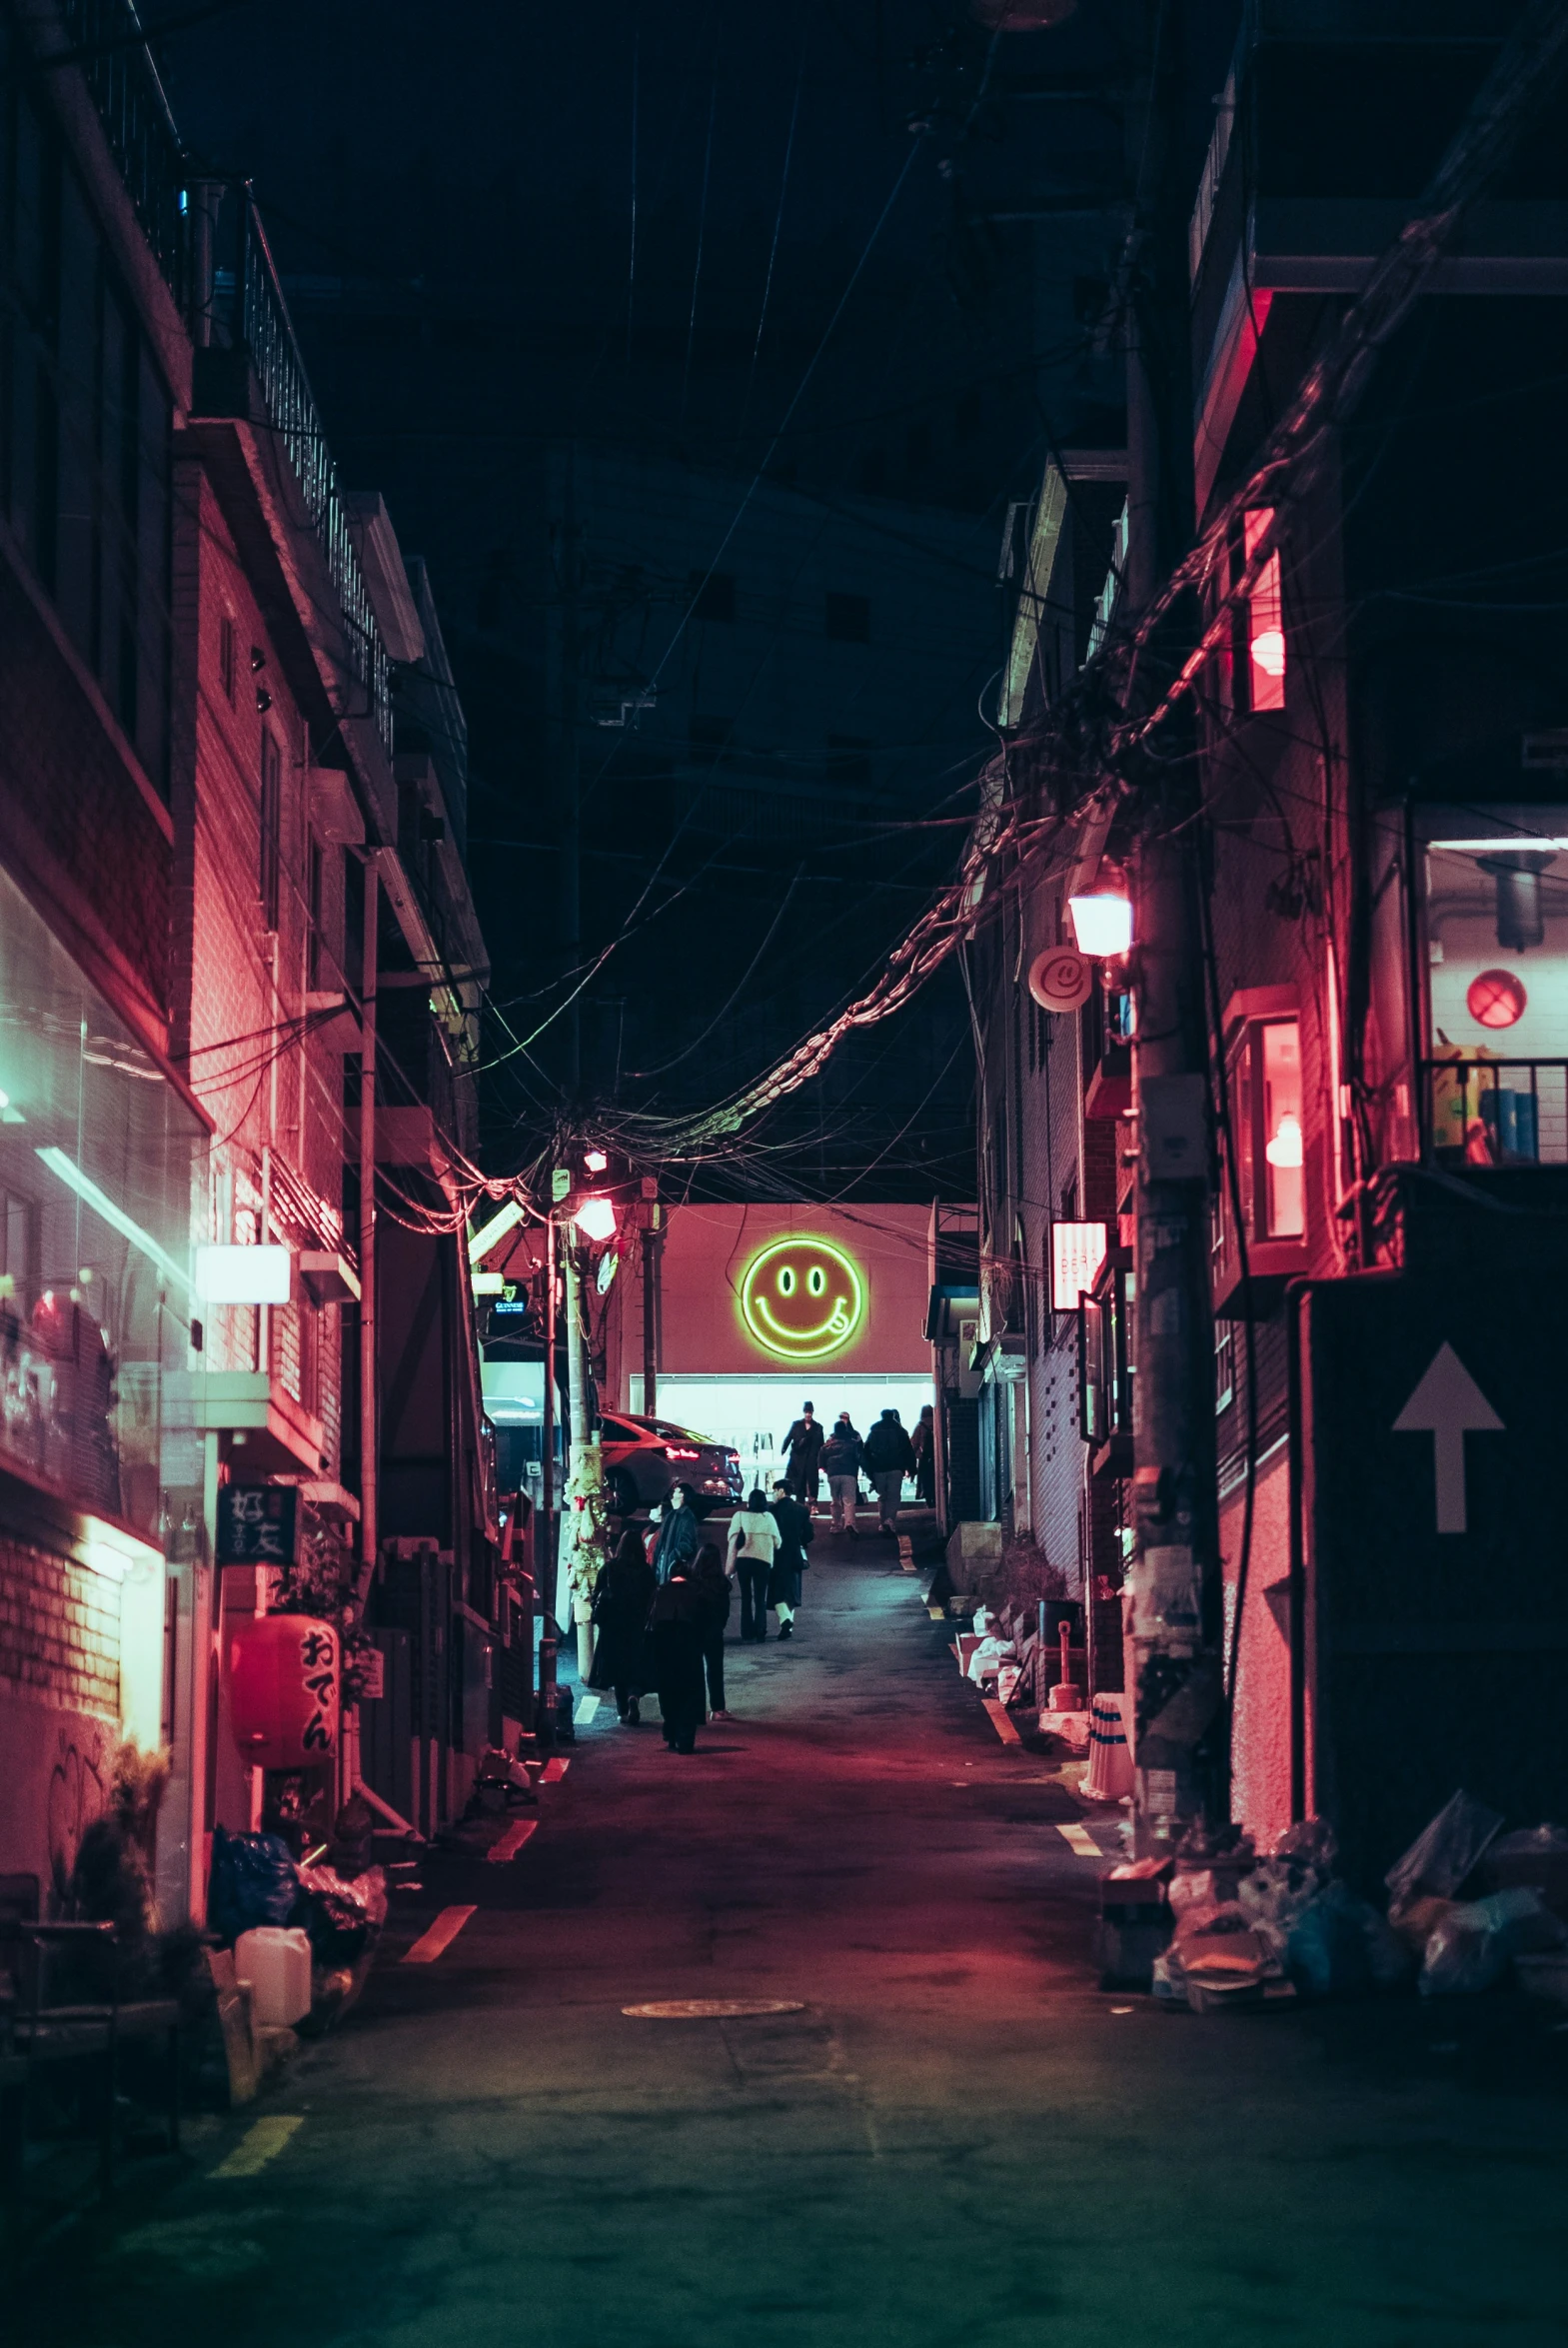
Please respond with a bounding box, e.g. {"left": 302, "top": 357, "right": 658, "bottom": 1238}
{"left": 576, "top": 1694, "right": 602, "bottom": 1724}
{"left": 485, "top": 1819, "right": 538, "bottom": 1863}
{"left": 542, "top": 1755, "right": 571, "bottom": 1783}
{"left": 1057, "top": 1823, "right": 1101, "bottom": 1857}
{"left": 402, "top": 1904, "right": 478, "bottom": 1963}
{"left": 211, "top": 2114, "right": 304, "bottom": 2178}
{"left": 981, "top": 1697, "right": 1021, "bottom": 1745}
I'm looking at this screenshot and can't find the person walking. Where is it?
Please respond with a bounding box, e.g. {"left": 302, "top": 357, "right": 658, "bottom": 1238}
{"left": 727, "top": 1487, "right": 781, "bottom": 1640}
{"left": 651, "top": 1482, "right": 701, "bottom": 1582}
{"left": 780, "top": 1401, "right": 825, "bottom": 1510}
{"left": 649, "top": 1560, "right": 707, "bottom": 1753}
{"left": 768, "top": 1479, "right": 813, "bottom": 1639}
{"left": 821, "top": 1411, "right": 863, "bottom": 1534}
{"left": 912, "top": 1402, "right": 936, "bottom": 1507}
{"left": 863, "top": 1407, "right": 916, "bottom": 1537}
{"left": 588, "top": 1520, "right": 656, "bottom": 1723}
{"left": 693, "top": 1541, "right": 734, "bottom": 1720}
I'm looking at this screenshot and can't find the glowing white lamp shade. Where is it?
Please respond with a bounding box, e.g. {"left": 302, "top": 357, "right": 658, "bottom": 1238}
{"left": 1250, "top": 627, "right": 1286, "bottom": 680}
{"left": 195, "top": 1242, "right": 293, "bottom": 1304}
{"left": 1264, "top": 1112, "right": 1303, "bottom": 1170}
{"left": 1066, "top": 892, "right": 1133, "bottom": 959}
{"left": 583, "top": 1148, "right": 609, "bottom": 1174}
{"left": 573, "top": 1194, "right": 618, "bottom": 1242}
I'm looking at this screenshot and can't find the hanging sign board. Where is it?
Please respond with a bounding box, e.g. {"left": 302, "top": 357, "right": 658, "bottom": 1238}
{"left": 1050, "top": 1220, "right": 1108, "bottom": 1310}
{"left": 217, "top": 1482, "right": 300, "bottom": 1566}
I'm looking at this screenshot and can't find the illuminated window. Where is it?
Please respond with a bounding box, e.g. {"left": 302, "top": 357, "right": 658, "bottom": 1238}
{"left": 260, "top": 731, "right": 282, "bottom": 933}
{"left": 1242, "top": 508, "right": 1285, "bottom": 714}
{"left": 1230, "top": 1014, "right": 1305, "bottom": 1241}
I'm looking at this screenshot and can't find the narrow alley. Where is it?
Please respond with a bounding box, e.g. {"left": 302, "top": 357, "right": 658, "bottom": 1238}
{"left": 29, "top": 1529, "right": 1568, "bottom": 2348}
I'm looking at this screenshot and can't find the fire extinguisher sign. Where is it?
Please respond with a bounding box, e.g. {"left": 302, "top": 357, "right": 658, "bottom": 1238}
{"left": 216, "top": 1482, "right": 299, "bottom": 1565}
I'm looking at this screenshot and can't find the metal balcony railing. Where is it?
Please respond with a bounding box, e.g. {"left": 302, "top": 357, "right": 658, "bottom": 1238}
{"left": 223, "top": 202, "right": 392, "bottom": 753}
{"left": 1423, "top": 1057, "right": 1568, "bottom": 1168}
{"left": 58, "top": 0, "right": 188, "bottom": 304}
{"left": 52, "top": 5, "right": 393, "bottom": 758}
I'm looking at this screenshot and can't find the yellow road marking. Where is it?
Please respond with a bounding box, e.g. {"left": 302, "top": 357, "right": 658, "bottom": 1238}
{"left": 402, "top": 1903, "right": 477, "bottom": 1963}
{"left": 212, "top": 2114, "right": 304, "bottom": 2178}
{"left": 981, "top": 1697, "right": 1021, "bottom": 1745}
{"left": 1057, "top": 1823, "right": 1101, "bottom": 1857}
{"left": 486, "top": 1819, "right": 538, "bottom": 1863}
{"left": 927, "top": 1605, "right": 945, "bottom": 1619}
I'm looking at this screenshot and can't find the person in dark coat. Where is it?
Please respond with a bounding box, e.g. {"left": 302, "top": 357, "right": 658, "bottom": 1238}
{"left": 649, "top": 1564, "right": 707, "bottom": 1752}
{"left": 821, "top": 1412, "right": 863, "bottom": 1534}
{"left": 768, "top": 1479, "right": 813, "bottom": 1640}
{"left": 651, "top": 1483, "right": 702, "bottom": 1582}
{"left": 912, "top": 1402, "right": 936, "bottom": 1507}
{"left": 862, "top": 1407, "right": 916, "bottom": 1536}
{"left": 589, "top": 1523, "right": 656, "bottom": 1722}
{"left": 780, "top": 1402, "right": 825, "bottom": 1509}
{"left": 692, "top": 1541, "right": 733, "bottom": 1720}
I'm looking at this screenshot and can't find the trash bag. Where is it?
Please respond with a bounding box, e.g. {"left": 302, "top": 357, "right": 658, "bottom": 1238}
{"left": 207, "top": 1826, "right": 299, "bottom": 1947}
{"left": 1418, "top": 1886, "right": 1566, "bottom": 1997}
{"left": 1288, "top": 1881, "right": 1374, "bottom": 1998}
{"left": 1386, "top": 1789, "right": 1504, "bottom": 1911}
{"left": 295, "top": 1861, "right": 386, "bottom": 1964}
{"left": 1482, "top": 1825, "right": 1568, "bottom": 1917}
{"left": 1268, "top": 1817, "right": 1338, "bottom": 1873}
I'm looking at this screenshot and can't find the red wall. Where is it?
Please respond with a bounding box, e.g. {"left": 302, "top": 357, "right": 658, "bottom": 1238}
{"left": 652, "top": 1202, "right": 933, "bottom": 1376}
{"left": 1222, "top": 1456, "right": 1293, "bottom": 1838}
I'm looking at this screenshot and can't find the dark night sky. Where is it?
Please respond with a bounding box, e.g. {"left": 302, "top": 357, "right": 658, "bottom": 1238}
{"left": 153, "top": 0, "right": 1130, "bottom": 1192}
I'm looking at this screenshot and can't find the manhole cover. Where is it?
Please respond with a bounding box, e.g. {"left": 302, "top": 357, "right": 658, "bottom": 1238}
{"left": 622, "top": 1999, "right": 805, "bottom": 2020}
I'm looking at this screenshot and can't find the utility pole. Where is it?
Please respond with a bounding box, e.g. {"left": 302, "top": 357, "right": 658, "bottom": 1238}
{"left": 538, "top": 1196, "right": 559, "bottom": 1735}
{"left": 559, "top": 444, "right": 583, "bottom": 1099}
{"left": 1122, "top": 9, "right": 1225, "bottom": 1846}
{"left": 641, "top": 1188, "right": 661, "bottom": 1416}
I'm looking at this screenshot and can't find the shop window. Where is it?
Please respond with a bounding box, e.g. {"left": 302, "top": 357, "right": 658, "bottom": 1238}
{"left": 1420, "top": 808, "right": 1568, "bottom": 1166}
{"left": 0, "top": 865, "right": 204, "bottom": 1538}
{"left": 1215, "top": 1318, "right": 1235, "bottom": 1416}
{"left": 1077, "top": 1248, "right": 1133, "bottom": 1468}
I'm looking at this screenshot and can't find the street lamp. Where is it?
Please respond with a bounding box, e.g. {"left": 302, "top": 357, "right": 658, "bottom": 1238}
{"left": 573, "top": 1193, "right": 618, "bottom": 1242}
{"left": 1066, "top": 890, "right": 1134, "bottom": 959}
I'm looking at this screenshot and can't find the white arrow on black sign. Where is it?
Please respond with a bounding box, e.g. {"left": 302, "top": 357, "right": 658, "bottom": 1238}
{"left": 1392, "top": 1342, "right": 1504, "bottom": 1535}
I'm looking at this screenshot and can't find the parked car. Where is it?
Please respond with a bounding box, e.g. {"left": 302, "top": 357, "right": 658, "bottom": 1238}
{"left": 597, "top": 1413, "right": 743, "bottom": 1517}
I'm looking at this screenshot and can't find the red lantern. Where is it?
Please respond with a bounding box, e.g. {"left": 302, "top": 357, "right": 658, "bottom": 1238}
{"left": 228, "top": 1613, "right": 340, "bottom": 1767}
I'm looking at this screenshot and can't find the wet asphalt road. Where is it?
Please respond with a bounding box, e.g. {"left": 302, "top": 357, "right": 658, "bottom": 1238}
{"left": 23, "top": 1524, "right": 1568, "bottom": 2347}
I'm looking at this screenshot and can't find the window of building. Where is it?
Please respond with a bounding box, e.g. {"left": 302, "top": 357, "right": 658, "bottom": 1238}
{"left": 1215, "top": 1318, "right": 1235, "bottom": 1415}
{"left": 0, "top": 94, "right": 172, "bottom": 790}
{"left": 825, "top": 591, "right": 870, "bottom": 644}
{"left": 220, "top": 613, "right": 238, "bottom": 705}
{"left": 260, "top": 731, "right": 282, "bottom": 933}
{"left": 306, "top": 835, "right": 325, "bottom": 988}
{"left": 1227, "top": 1010, "right": 1304, "bottom": 1240}
{"left": 1240, "top": 507, "right": 1286, "bottom": 714}
{"left": 688, "top": 569, "right": 736, "bottom": 624}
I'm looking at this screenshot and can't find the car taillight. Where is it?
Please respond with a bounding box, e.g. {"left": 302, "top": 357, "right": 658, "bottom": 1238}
{"left": 664, "top": 1445, "right": 700, "bottom": 1461}
{"left": 726, "top": 1449, "right": 740, "bottom": 1461}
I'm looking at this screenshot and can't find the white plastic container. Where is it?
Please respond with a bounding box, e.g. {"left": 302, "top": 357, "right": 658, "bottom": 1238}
{"left": 234, "top": 1925, "right": 313, "bottom": 2026}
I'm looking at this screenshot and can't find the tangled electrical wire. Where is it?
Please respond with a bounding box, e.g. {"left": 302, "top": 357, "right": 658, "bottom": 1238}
{"left": 580, "top": 0, "right": 1568, "bottom": 1174}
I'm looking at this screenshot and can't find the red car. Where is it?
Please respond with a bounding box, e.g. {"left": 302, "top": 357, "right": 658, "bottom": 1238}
{"left": 597, "top": 1411, "right": 743, "bottom": 1517}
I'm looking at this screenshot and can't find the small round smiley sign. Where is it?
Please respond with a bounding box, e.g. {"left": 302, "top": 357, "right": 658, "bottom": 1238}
{"left": 739, "top": 1234, "right": 865, "bottom": 1362}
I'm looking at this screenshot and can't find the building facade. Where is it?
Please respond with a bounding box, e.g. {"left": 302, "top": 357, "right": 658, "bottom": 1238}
{"left": 967, "top": 0, "right": 1568, "bottom": 1878}
{"left": 0, "top": 1, "right": 500, "bottom": 1918}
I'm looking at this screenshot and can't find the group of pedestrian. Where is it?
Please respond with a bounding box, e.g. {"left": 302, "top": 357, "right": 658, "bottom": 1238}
{"left": 779, "top": 1398, "right": 932, "bottom": 1536}
{"left": 586, "top": 1395, "right": 938, "bottom": 1752}
{"left": 588, "top": 1499, "right": 735, "bottom": 1754}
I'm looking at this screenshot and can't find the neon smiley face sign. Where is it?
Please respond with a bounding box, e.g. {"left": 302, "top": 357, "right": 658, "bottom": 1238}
{"left": 739, "top": 1235, "right": 865, "bottom": 1361}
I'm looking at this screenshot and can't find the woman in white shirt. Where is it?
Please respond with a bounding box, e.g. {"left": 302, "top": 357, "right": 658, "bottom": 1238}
{"left": 728, "top": 1489, "right": 781, "bottom": 1642}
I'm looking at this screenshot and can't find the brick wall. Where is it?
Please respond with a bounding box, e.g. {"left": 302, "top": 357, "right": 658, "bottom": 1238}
{"left": 0, "top": 1535, "right": 120, "bottom": 1720}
